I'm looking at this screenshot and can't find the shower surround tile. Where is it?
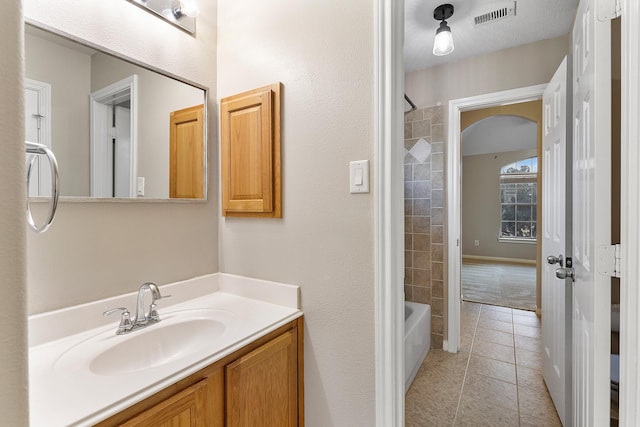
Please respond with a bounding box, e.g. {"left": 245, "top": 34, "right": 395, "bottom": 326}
{"left": 403, "top": 105, "right": 446, "bottom": 347}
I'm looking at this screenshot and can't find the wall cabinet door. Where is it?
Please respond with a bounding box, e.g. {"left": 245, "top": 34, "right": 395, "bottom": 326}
{"left": 119, "top": 379, "right": 210, "bottom": 427}
{"left": 226, "top": 329, "right": 298, "bottom": 426}
{"left": 220, "top": 83, "right": 281, "bottom": 217}
{"left": 170, "top": 104, "right": 205, "bottom": 199}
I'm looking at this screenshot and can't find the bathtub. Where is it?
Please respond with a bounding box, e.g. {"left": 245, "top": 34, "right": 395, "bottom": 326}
{"left": 405, "top": 301, "right": 431, "bottom": 393}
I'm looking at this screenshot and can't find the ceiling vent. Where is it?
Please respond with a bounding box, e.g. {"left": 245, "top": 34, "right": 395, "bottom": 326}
{"left": 474, "top": 2, "right": 517, "bottom": 27}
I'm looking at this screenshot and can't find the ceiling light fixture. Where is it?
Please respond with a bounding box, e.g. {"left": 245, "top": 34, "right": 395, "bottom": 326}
{"left": 433, "top": 4, "right": 455, "bottom": 56}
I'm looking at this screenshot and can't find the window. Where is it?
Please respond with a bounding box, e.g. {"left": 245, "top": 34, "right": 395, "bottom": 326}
{"left": 499, "top": 157, "right": 537, "bottom": 241}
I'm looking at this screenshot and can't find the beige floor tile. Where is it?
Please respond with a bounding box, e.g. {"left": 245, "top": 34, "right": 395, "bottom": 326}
{"left": 474, "top": 327, "right": 514, "bottom": 347}
{"left": 461, "top": 321, "right": 477, "bottom": 338}
{"left": 513, "top": 314, "right": 541, "bottom": 327}
{"left": 461, "top": 301, "right": 482, "bottom": 312}
{"left": 516, "top": 365, "right": 548, "bottom": 394}
{"left": 459, "top": 334, "right": 474, "bottom": 353}
{"left": 468, "top": 354, "right": 516, "bottom": 384}
{"left": 520, "top": 413, "right": 562, "bottom": 427}
{"left": 481, "top": 304, "right": 513, "bottom": 313}
{"left": 480, "top": 309, "right": 513, "bottom": 323}
{"left": 514, "top": 323, "right": 541, "bottom": 338}
{"left": 518, "top": 385, "right": 562, "bottom": 424}
{"left": 512, "top": 308, "right": 538, "bottom": 318}
{"left": 461, "top": 372, "right": 519, "bottom": 412}
{"left": 455, "top": 397, "right": 520, "bottom": 427}
{"left": 461, "top": 313, "right": 479, "bottom": 328}
{"left": 477, "top": 317, "right": 514, "bottom": 333}
{"left": 472, "top": 339, "right": 515, "bottom": 364}
{"left": 515, "top": 347, "right": 543, "bottom": 370}
{"left": 514, "top": 334, "right": 542, "bottom": 352}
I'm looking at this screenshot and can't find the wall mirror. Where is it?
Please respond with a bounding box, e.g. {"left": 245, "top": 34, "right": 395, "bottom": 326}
{"left": 24, "top": 23, "right": 207, "bottom": 201}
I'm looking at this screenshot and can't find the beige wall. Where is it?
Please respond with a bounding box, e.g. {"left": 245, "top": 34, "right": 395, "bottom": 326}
{"left": 217, "top": 0, "right": 375, "bottom": 424}
{"left": 405, "top": 35, "right": 571, "bottom": 137}
{"left": 24, "top": 0, "right": 218, "bottom": 314}
{"left": 91, "top": 52, "right": 205, "bottom": 198}
{"left": 462, "top": 149, "right": 538, "bottom": 260}
{"left": 0, "top": 2, "right": 29, "bottom": 424}
{"left": 25, "top": 32, "right": 91, "bottom": 196}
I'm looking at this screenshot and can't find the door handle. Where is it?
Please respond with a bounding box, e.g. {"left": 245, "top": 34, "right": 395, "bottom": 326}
{"left": 547, "top": 254, "right": 564, "bottom": 267}
{"left": 556, "top": 267, "right": 575, "bottom": 281}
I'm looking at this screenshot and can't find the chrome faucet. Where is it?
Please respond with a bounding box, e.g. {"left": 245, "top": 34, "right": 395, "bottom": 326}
{"left": 104, "top": 282, "right": 170, "bottom": 335}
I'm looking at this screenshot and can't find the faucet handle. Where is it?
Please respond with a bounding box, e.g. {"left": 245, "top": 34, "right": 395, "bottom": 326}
{"left": 103, "top": 307, "right": 133, "bottom": 334}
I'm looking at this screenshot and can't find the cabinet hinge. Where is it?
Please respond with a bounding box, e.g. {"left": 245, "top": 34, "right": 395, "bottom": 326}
{"left": 597, "top": 244, "right": 621, "bottom": 278}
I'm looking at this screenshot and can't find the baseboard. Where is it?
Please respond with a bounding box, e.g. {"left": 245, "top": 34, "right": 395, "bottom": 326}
{"left": 462, "top": 255, "right": 536, "bottom": 266}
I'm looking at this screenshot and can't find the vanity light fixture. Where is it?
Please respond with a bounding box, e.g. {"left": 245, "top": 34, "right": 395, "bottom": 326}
{"left": 432, "top": 4, "right": 455, "bottom": 56}
{"left": 127, "top": 0, "right": 197, "bottom": 35}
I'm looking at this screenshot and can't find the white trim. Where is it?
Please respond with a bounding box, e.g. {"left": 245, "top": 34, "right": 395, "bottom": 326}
{"left": 620, "top": 0, "right": 640, "bottom": 423}
{"left": 447, "top": 84, "right": 546, "bottom": 353}
{"left": 497, "top": 237, "right": 537, "bottom": 245}
{"left": 462, "top": 255, "right": 537, "bottom": 265}
{"left": 374, "top": 0, "right": 405, "bottom": 425}
{"left": 90, "top": 75, "right": 138, "bottom": 198}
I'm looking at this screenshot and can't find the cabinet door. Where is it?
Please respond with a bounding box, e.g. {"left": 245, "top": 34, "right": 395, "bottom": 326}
{"left": 226, "top": 330, "right": 298, "bottom": 426}
{"left": 120, "top": 379, "right": 208, "bottom": 427}
{"left": 220, "top": 83, "right": 282, "bottom": 217}
{"left": 170, "top": 104, "right": 205, "bottom": 199}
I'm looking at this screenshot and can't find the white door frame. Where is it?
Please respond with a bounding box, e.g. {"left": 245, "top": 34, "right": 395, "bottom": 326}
{"left": 24, "top": 78, "right": 52, "bottom": 196}
{"left": 619, "top": 0, "right": 640, "bottom": 422}
{"left": 90, "top": 74, "right": 138, "bottom": 197}
{"left": 374, "top": 0, "right": 405, "bottom": 425}
{"left": 446, "top": 84, "right": 546, "bottom": 352}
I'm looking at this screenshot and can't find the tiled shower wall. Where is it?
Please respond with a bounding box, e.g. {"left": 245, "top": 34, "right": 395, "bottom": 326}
{"left": 404, "top": 105, "right": 445, "bottom": 349}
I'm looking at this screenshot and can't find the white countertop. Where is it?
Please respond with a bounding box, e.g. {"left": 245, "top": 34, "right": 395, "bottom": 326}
{"left": 28, "top": 273, "right": 301, "bottom": 426}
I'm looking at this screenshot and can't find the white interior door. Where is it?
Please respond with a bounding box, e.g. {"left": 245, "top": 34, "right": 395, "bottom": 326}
{"left": 542, "top": 56, "right": 572, "bottom": 426}
{"left": 572, "top": 0, "right": 612, "bottom": 424}
{"left": 114, "top": 105, "right": 132, "bottom": 197}
{"left": 24, "top": 79, "right": 51, "bottom": 197}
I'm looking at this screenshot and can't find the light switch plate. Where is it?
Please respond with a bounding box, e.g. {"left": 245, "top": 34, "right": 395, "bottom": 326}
{"left": 350, "top": 160, "right": 370, "bottom": 194}
{"left": 137, "top": 177, "right": 145, "bottom": 196}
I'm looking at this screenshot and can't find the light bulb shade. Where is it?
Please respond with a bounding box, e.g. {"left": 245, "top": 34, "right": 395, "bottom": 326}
{"left": 433, "top": 23, "right": 454, "bottom": 56}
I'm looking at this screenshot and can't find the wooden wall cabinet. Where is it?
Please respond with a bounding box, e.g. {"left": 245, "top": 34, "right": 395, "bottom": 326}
{"left": 97, "top": 317, "right": 303, "bottom": 427}
{"left": 220, "top": 83, "right": 282, "bottom": 217}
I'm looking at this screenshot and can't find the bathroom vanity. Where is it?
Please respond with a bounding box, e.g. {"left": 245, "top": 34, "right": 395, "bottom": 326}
{"left": 28, "top": 274, "right": 303, "bottom": 426}
{"left": 98, "top": 318, "right": 302, "bottom": 426}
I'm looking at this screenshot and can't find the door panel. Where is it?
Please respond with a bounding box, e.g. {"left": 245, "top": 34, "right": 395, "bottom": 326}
{"left": 572, "top": 0, "right": 611, "bottom": 424}
{"left": 170, "top": 104, "right": 204, "bottom": 199}
{"left": 542, "top": 56, "right": 571, "bottom": 425}
{"left": 115, "top": 106, "right": 132, "bottom": 197}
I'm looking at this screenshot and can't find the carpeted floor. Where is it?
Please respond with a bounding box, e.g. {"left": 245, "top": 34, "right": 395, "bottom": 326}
{"left": 461, "top": 259, "right": 536, "bottom": 311}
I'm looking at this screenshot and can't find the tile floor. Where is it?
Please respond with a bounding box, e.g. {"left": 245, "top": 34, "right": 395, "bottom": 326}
{"left": 406, "top": 301, "right": 562, "bottom": 426}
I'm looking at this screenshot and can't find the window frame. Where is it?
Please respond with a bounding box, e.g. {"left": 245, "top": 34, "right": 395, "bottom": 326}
{"left": 498, "top": 157, "right": 538, "bottom": 243}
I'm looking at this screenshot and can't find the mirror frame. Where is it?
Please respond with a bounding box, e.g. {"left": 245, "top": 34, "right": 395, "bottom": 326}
{"left": 25, "top": 19, "right": 209, "bottom": 203}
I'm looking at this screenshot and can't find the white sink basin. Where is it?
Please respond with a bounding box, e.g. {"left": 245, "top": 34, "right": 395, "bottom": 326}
{"left": 90, "top": 318, "right": 225, "bottom": 375}
{"left": 53, "top": 308, "right": 232, "bottom": 376}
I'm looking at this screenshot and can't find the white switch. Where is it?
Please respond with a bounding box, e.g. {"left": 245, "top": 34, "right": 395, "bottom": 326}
{"left": 350, "top": 160, "right": 369, "bottom": 193}
{"left": 137, "top": 177, "right": 145, "bottom": 196}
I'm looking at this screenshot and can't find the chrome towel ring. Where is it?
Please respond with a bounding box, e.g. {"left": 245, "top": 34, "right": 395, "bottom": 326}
{"left": 26, "top": 141, "right": 59, "bottom": 233}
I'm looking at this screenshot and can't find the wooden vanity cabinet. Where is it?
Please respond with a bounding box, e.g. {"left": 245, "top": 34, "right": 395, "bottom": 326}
{"left": 96, "top": 317, "right": 303, "bottom": 427}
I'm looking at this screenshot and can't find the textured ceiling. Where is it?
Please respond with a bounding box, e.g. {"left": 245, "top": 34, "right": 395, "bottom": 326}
{"left": 405, "top": 0, "right": 579, "bottom": 72}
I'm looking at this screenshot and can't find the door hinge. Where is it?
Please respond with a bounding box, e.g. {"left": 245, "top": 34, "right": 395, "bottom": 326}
{"left": 110, "top": 126, "right": 117, "bottom": 139}
{"left": 597, "top": 244, "right": 621, "bottom": 278}
{"left": 598, "top": 0, "right": 621, "bottom": 21}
